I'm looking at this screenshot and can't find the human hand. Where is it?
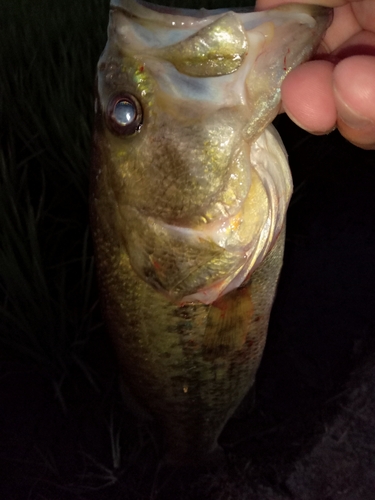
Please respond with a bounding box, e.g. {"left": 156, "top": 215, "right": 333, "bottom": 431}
{"left": 256, "top": 0, "right": 375, "bottom": 150}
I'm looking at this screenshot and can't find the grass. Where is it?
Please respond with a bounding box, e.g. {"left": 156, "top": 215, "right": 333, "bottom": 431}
{"left": 0, "top": 0, "right": 108, "bottom": 372}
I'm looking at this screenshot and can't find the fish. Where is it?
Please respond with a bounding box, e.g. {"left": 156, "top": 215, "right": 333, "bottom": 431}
{"left": 90, "top": 0, "right": 331, "bottom": 464}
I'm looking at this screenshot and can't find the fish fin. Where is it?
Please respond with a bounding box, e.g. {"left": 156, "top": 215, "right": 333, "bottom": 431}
{"left": 203, "top": 285, "right": 253, "bottom": 360}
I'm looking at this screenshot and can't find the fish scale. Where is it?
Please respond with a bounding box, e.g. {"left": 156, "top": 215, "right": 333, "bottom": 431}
{"left": 91, "top": 0, "right": 331, "bottom": 463}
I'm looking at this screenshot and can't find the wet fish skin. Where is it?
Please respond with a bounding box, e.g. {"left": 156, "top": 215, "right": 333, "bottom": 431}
{"left": 91, "top": 1, "right": 331, "bottom": 463}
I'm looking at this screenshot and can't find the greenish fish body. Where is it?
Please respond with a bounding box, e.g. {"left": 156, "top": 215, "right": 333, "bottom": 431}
{"left": 91, "top": 0, "right": 331, "bottom": 463}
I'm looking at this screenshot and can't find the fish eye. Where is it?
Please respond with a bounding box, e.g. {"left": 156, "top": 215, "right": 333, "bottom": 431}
{"left": 106, "top": 94, "right": 143, "bottom": 136}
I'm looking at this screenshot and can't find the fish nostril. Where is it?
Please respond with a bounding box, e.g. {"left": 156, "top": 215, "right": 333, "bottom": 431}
{"left": 106, "top": 93, "right": 143, "bottom": 136}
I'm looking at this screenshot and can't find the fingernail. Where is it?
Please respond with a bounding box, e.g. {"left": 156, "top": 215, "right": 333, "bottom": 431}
{"left": 339, "top": 108, "right": 374, "bottom": 130}
{"left": 336, "top": 95, "right": 374, "bottom": 131}
{"left": 285, "top": 110, "right": 337, "bottom": 136}
{"left": 310, "top": 126, "right": 337, "bottom": 136}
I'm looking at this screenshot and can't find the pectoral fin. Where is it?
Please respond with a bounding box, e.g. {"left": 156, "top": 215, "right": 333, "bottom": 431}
{"left": 203, "top": 285, "right": 253, "bottom": 360}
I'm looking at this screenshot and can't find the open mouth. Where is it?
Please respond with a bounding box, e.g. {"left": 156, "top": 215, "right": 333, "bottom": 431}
{"left": 111, "top": 0, "right": 255, "bottom": 27}
{"left": 121, "top": 0, "right": 255, "bottom": 15}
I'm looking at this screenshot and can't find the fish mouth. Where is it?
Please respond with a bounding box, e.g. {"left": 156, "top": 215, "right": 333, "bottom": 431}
{"left": 111, "top": 0, "right": 329, "bottom": 33}
{"left": 100, "top": 0, "right": 332, "bottom": 304}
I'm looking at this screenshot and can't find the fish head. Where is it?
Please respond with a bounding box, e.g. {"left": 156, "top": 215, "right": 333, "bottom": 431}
{"left": 93, "top": 0, "right": 331, "bottom": 304}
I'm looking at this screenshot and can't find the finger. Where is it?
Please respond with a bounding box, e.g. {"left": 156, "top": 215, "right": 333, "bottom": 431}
{"left": 323, "top": 4, "right": 361, "bottom": 51}
{"left": 352, "top": 0, "right": 375, "bottom": 33}
{"left": 334, "top": 55, "right": 375, "bottom": 149}
{"left": 255, "top": 1, "right": 360, "bottom": 52}
{"left": 281, "top": 60, "right": 337, "bottom": 133}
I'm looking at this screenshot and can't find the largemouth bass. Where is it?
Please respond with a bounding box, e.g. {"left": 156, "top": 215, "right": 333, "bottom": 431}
{"left": 91, "top": 0, "right": 331, "bottom": 464}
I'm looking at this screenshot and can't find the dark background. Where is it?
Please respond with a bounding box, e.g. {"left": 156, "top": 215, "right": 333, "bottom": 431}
{"left": 1, "top": 0, "right": 375, "bottom": 498}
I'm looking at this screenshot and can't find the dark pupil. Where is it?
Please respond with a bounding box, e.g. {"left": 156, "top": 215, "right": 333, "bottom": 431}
{"left": 113, "top": 100, "right": 136, "bottom": 125}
